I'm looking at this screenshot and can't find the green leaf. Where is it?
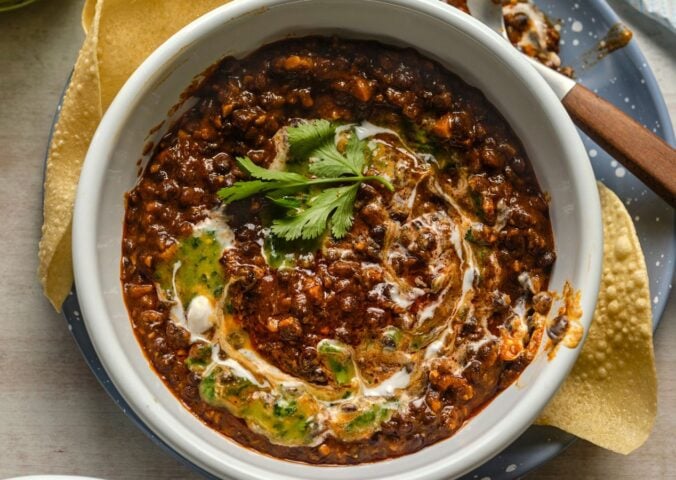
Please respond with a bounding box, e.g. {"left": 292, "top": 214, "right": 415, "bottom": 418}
{"left": 287, "top": 119, "right": 335, "bottom": 160}
{"left": 218, "top": 180, "right": 274, "bottom": 204}
{"left": 218, "top": 157, "right": 310, "bottom": 204}
{"left": 237, "top": 156, "right": 307, "bottom": 183}
{"left": 266, "top": 195, "right": 303, "bottom": 210}
{"left": 330, "top": 183, "right": 359, "bottom": 238}
{"left": 308, "top": 144, "right": 350, "bottom": 176}
{"left": 217, "top": 122, "right": 392, "bottom": 240}
{"left": 345, "top": 133, "right": 366, "bottom": 174}
{"left": 271, "top": 185, "right": 359, "bottom": 241}
{"left": 308, "top": 132, "right": 367, "bottom": 178}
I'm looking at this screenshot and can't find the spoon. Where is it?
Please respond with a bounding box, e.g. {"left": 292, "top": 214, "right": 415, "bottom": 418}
{"left": 467, "top": 0, "right": 676, "bottom": 207}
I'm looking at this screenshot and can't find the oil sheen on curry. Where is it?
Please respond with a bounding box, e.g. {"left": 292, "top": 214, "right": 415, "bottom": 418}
{"left": 121, "top": 37, "right": 557, "bottom": 464}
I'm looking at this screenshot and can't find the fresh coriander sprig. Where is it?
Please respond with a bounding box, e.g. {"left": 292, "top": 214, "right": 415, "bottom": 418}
{"left": 271, "top": 184, "right": 360, "bottom": 240}
{"left": 217, "top": 120, "right": 394, "bottom": 241}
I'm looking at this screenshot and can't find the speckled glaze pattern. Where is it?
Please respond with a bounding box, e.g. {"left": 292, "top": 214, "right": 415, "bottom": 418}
{"left": 55, "top": 0, "right": 673, "bottom": 478}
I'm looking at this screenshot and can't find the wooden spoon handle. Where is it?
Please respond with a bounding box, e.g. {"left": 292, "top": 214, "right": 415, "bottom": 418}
{"left": 562, "top": 83, "right": 676, "bottom": 207}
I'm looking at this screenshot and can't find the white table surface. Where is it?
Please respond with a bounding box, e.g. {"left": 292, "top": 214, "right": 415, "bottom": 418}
{"left": 0, "top": 0, "right": 673, "bottom": 478}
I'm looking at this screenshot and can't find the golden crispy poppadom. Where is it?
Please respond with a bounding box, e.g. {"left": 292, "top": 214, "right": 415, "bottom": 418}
{"left": 97, "top": 0, "right": 228, "bottom": 111}
{"left": 81, "top": 0, "right": 96, "bottom": 34}
{"left": 38, "top": 2, "right": 102, "bottom": 311}
{"left": 39, "top": 0, "right": 229, "bottom": 310}
{"left": 537, "top": 182, "right": 657, "bottom": 454}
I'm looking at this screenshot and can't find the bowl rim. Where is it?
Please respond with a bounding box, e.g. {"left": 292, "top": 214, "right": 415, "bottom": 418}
{"left": 73, "top": 0, "right": 603, "bottom": 478}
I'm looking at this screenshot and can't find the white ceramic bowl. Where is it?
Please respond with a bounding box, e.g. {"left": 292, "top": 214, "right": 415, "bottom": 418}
{"left": 73, "top": 0, "right": 603, "bottom": 478}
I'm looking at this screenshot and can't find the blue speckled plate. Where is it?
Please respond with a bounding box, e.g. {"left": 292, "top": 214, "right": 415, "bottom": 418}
{"left": 51, "top": 1, "right": 674, "bottom": 478}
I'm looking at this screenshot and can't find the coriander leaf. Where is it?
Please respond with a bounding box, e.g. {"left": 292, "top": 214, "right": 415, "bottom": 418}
{"left": 308, "top": 130, "right": 367, "bottom": 178}
{"left": 330, "top": 183, "right": 359, "bottom": 238}
{"left": 287, "top": 119, "right": 335, "bottom": 159}
{"left": 237, "top": 156, "right": 307, "bottom": 183}
{"left": 218, "top": 157, "right": 309, "bottom": 204}
{"left": 219, "top": 179, "right": 311, "bottom": 204}
{"left": 218, "top": 180, "right": 273, "bottom": 204}
{"left": 344, "top": 133, "right": 366, "bottom": 174}
{"left": 218, "top": 121, "right": 393, "bottom": 240}
{"left": 271, "top": 185, "right": 359, "bottom": 240}
{"left": 266, "top": 195, "right": 303, "bottom": 210}
{"left": 308, "top": 140, "right": 361, "bottom": 177}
